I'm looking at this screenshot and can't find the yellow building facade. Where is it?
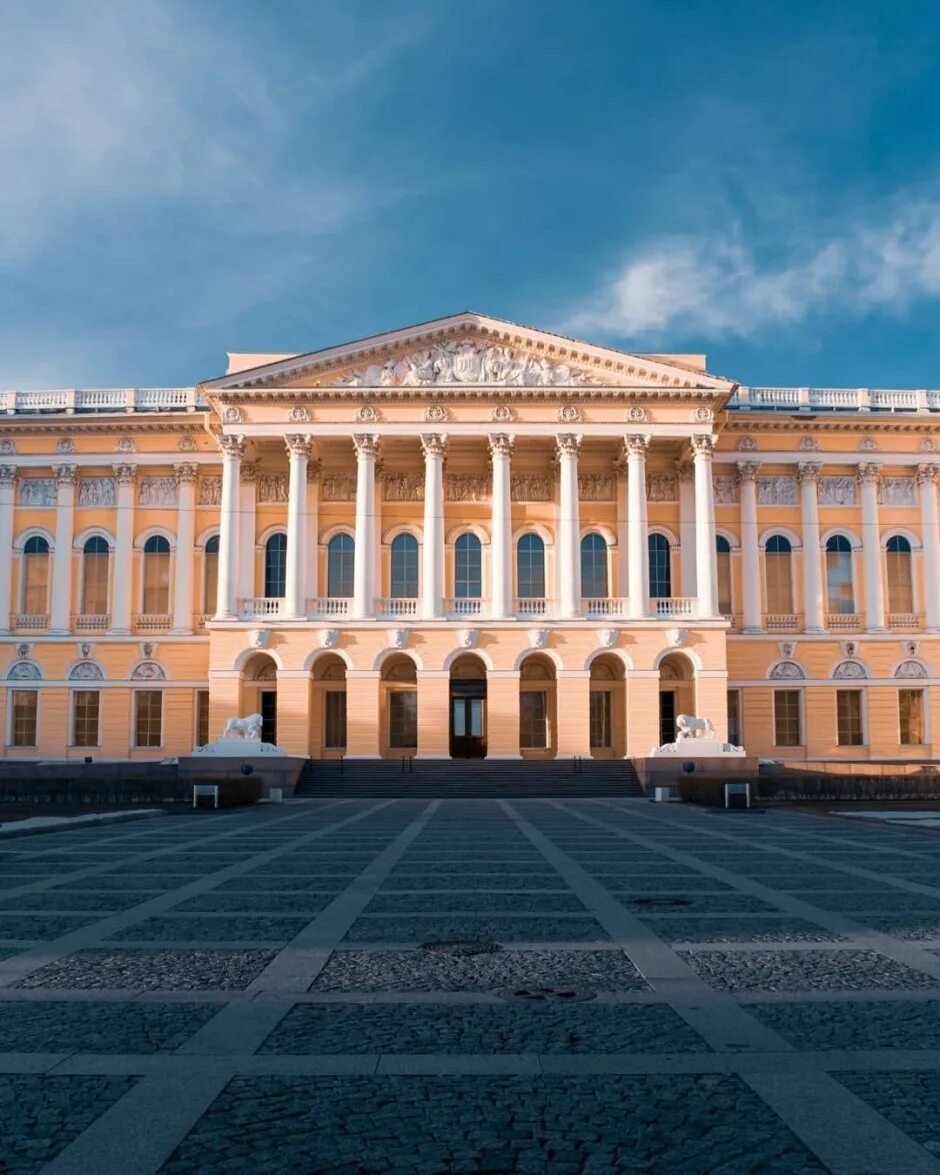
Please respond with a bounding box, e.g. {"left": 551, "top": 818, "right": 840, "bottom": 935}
{"left": 1, "top": 313, "right": 938, "bottom": 767}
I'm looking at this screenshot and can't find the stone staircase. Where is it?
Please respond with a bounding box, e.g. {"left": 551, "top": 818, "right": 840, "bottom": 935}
{"left": 293, "top": 758, "right": 645, "bottom": 799}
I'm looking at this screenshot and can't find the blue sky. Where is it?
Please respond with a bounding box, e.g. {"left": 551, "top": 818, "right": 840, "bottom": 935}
{"left": 3, "top": 0, "right": 940, "bottom": 389}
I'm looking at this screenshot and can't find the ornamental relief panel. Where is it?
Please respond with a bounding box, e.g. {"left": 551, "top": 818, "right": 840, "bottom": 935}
{"left": 336, "top": 340, "right": 600, "bottom": 387}
{"left": 19, "top": 479, "right": 56, "bottom": 507}
{"left": 384, "top": 473, "right": 424, "bottom": 502}
{"left": 646, "top": 474, "right": 677, "bottom": 502}
{"left": 757, "top": 476, "right": 797, "bottom": 506}
{"left": 320, "top": 474, "right": 357, "bottom": 502}
{"left": 138, "top": 477, "right": 178, "bottom": 507}
{"left": 78, "top": 478, "right": 116, "bottom": 508}
{"left": 818, "top": 477, "right": 856, "bottom": 506}
{"left": 257, "top": 475, "right": 288, "bottom": 504}
{"left": 712, "top": 476, "right": 737, "bottom": 505}
{"left": 445, "top": 475, "right": 488, "bottom": 503}
{"left": 199, "top": 477, "right": 222, "bottom": 506}
{"left": 578, "top": 474, "right": 614, "bottom": 501}
{"left": 511, "top": 474, "right": 552, "bottom": 502}
{"left": 877, "top": 477, "right": 916, "bottom": 507}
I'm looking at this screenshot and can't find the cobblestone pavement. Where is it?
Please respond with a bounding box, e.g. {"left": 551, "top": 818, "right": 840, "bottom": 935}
{"left": 3, "top": 800, "right": 940, "bottom": 1171}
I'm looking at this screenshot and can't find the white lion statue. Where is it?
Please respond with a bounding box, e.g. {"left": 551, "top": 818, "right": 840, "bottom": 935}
{"left": 676, "top": 714, "right": 715, "bottom": 740}
{"left": 222, "top": 713, "right": 263, "bottom": 741}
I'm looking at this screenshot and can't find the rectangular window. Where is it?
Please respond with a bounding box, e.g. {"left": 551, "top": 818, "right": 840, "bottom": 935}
{"left": 520, "top": 690, "right": 548, "bottom": 748}
{"left": 389, "top": 690, "right": 417, "bottom": 748}
{"left": 196, "top": 689, "right": 210, "bottom": 748}
{"left": 23, "top": 554, "right": 48, "bottom": 615}
{"left": 72, "top": 690, "right": 100, "bottom": 747}
{"left": 324, "top": 691, "right": 347, "bottom": 748}
{"left": 82, "top": 552, "right": 110, "bottom": 614}
{"left": 899, "top": 689, "right": 925, "bottom": 746}
{"left": 836, "top": 689, "right": 864, "bottom": 746}
{"left": 773, "top": 690, "right": 802, "bottom": 747}
{"left": 727, "top": 689, "right": 741, "bottom": 747}
{"left": 766, "top": 553, "right": 793, "bottom": 614}
{"left": 10, "top": 690, "right": 37, "bottom": 747}
{"left": 589, "top": 690, "right": 612, "bottom": 748}
{"left": 454, "top": 538, "right": 482, "bottom": 598}
{"left": 716, "top": 552, "right": 733, "bottom": 615}
{"left": 134, "top": 690, "right": 162, "bottom": 748}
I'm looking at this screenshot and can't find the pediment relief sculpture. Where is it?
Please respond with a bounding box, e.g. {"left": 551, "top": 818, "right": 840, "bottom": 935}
{"left": 336, "top": 340, "right": 601, "bottom": 388}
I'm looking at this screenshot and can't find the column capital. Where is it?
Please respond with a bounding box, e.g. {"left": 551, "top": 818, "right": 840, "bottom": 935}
{"left": 0, "top": 465, "right": 17, "bottom": 486}
{"left": 735, "top": 460, "right": 761, "bottom": 483}
{"left": 797, "top": 461, "right": 822, "bottom": 484}
{"left": 857, "top": 461, "right": 881, "bottom": 485}
{"left": 488, "top": 433, "right": 514, "bottom": 458}
{"left": 916, "top": 463, "right": 939, "bottom": 485}
{"left": 623, "top": 434, "right": 649, "bottom": 457}
{"left": 54, "top": 465, "right": 78, "bottom": 487}
{"left": 285, "top": 434, "right": 312, "bottom": 458}
{"left": 555, "top": 433, "right": 582, "bottom": 458}
{"left": 218, "top": 434, "right": 245, "bottom": 459}
{"left": 420, "top": 433, "right": 447, "bottom": 459}
{"left": 690, "top": 434, "right": 714, "bottom": 458}
{"left": 352, "top": 433, "right": 380, "bottom": 459}
{"left": 173, "top": 462, "right": 198, "bottom": 485}
{"left": 112, "top": 463, "right": 137, "bottom": 485}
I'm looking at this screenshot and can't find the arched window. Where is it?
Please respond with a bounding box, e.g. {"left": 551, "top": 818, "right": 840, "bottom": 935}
{"left": 765, "top": 534, "right": 793, "bottom": 614}
{"left": 81, "top": 536, "right": 110, "bottom": 615}
{"left": 648, "top": 533, "right": 671, "bottom": 598}
{"left": 886, "top": 535, "right": 913, "bottom": 613}
{"left": 21, "top": 536, "right": 50, "bottom": 615}
{"left": 580, "top": 534, "right": 609, "bottom": 598}
{"left": 327, "top": 534, "right": 355, "bottom": 598}
{"left": 264, "top": 533, "right": 287, "bottom": 598}
{"left": 716, "top": 535, "right": 732, "bottom": 615}
{"left": 517, "top": 534, "right": 545, "bottom": 599}
{"left": 203, "top": 535, "right": 219, "bottom": 613}
{"left": 142, "top": 535, "right": 171, "bottom": 614}
{"left": 454, "top": 533, "right": 482, "bottom": 598}
{"left": 390, "top": 533, "right": 419, "bottom": 598}
{"left": 825, "top": 535, "right": 854, "bottom": 615}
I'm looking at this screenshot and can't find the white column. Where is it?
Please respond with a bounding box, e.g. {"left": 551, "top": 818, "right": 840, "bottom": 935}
{"left": 284, "top": 435, "right": 310, "bottom": 619}
{"left": 215, "top": 436, "right": 243, "bottom": 619}
{"left": 918, "top": 464, "right": 940, "bottom": 631}
{"left": 305, "top": 462, "right": 319, "bottom": 603}
{"left": 737, "top": 462, "right": 762, "bottom": 632}
{"left": 50, "top": 466, "right": 77, "bottom": 633}
{"left": 677, "top": 462, "right": 697, "bottom": 597}
{"left": 109, "top": 464, "right": 136, "bottom": 634}
{"left": 0, "top": 467, "right": 16, "bottom": 632}
{"left": 556, "top": 433, "right": 582, "bottom": 618}
{"left": 237, "top": 462, "right": 257, "bottom": 603}
{"left": 171, "top": 463, "right": 197, "bottom": 633}
{"left": 691, "top": 435, "right": 718, "bottom": 619}
{"left": 859, "top": 462, "right": 885, "bottom": 631}
{"left": 488, "top": 433, "right": 514, "bottom": 619}
{"left": 421, "top": 433, "right": 446, "bottom": 619}
{"left": 798, "top": 462, "right": 824, "bottom": 632}
{"left": 352, "top": 434, "right": 379, "bottom": 619}
{"left": 615, "top": 458, "right": 628, "bottom": 599}
{"left": 625, "top": 434, "right": 649, "bottom": 619}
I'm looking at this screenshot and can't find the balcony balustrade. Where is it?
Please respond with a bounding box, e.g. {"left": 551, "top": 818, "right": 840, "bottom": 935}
{"left": 73, "top": 614, "right": 110, "bottom": 632}
{"left": 306, "top": 597, "right": 351, "bottom": 618}
{"left": 826, "top": 612, "right": 861, "bottom": 631}
{"left": 653, "top": 597, "right": 695, "bottom": 618}
{"left": 888, "top": 613, "right": 921, "bottom": 631}
{"left": 765, "top": 613, "right": 801, "bottom": 631}
{"left": 446, "top": 597, "right": 483, "bottom": 616}
{"left": 11, "top": 614, "right": 49, "bottom": 632}
{"left": 135, "top": 614, "right": 172, "bottom": 632}
{"left": 377, "top": 597, "right": 418, "bottom": 619}
{"left": 238, "top": 597, "right": 282, "bottom": 619}
{"left": 515, "top": 597, "right": 549, "bottom": 618}
{"left": 582, "top": 597, "right": 629, "bottom": 618}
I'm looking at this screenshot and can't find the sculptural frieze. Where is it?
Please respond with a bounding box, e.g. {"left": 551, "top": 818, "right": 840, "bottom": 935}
{"left": 646, "top": 474, "right": 677, "bottom": 503}
{"left": 712, "top": 476, "right": 737, "bottom": 505}
{"left": 877, "top": 477, "right": 916, "bottom": 507}
{"left": 320, "top": 474, "right": 357, "bottom": 501}
{"left": 384, "top": 473, "right": 424, "bottom": 502}
{"left": 511, "top": 474, "right": 552, "bottom": 501}
{"left": 19, "top": 479, "right": 56, "bottom": 507}
{"left": 818, "top": 477, "right": 856, "bottom": 506}
{"left": 757, "top": 476, "right": 797, "bottom": 506}
{"left": 138, "top": 477, "right": 178, "bottom": 507}
{"left": 78, "top": 478, "right": 116, "bottom": 508}
{"left": 258, "top": 475, "right": 288, "bottom": 503}
{"left": 199, "top": 477, "right": 222, "bottom": 506}
{"left": 445, "top": 475, "right": 488, "bottom": 502}
{"left": 578, "top": 474, "right": 614, "bottom": 501}
{"left": 337, "top": 340, "right": 600, "bottom": 387}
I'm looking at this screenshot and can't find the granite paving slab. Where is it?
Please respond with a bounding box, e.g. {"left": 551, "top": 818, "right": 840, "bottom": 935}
{"left": 860, "top": 916, "right": 940, "bottom": 940}
{"left": 0, "top": 1000, "right": 217, "bottom": 1052}
{"left": 613, "top": 892, "right": 779, "bottom": 914}
{"left": 171, "top": 893, "right": 335, "bottom": 915}
{"left": 379, "top": 872, "right": 568, "bottom": 890}
{"left": 342, "top": 914, "right": 610, "bottom": 943}
{"left": 14, "top": 948, "right": 279, "bottom": 991}
{"left": 680, "top": 949, "right": 940, "bottom": 993}
{"left": 639, "top": 917, "right": 842, "bottom": 944}
{"left": 0, "top": 891, "right": 151, "bottom": 912}
{"left": 750, "top": 1000, "right": 940, "bottom": 1050}
{"left": 0, "top": 914, "right": 97, "bottom": 940}
{"left": 787, "top": 891, "right": 940, "bottom": 913}
{"left": 108, "top": 916, "right": 312, "bottom": 944}
{"left": 366, "top": 892, "right": 586, "bottom": 913}
{"left": 834, "top": 1071, "right": 940, "bottom": 1155}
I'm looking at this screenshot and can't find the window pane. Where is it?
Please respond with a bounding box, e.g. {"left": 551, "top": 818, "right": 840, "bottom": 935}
{"left": 204, "top": 549, "right": 218, "bottom": 613}
{"left": 264, "top": 535, "right": 287, "bottom": 598}
{"left": 580, "top": 535, "right": 608, "bottom": 598}
{"left": 826, "top": 549, "right": 854, "bottom": 613}
{"left": 390, "top": 534, "right": 418, "bottom": 598}
{"left": 142, "top": 550, "right": 170, "bottom": 614}
{"left": 886, "top": 542, "right": 913, "bottom": 613}
{"left": 196, "top": 690, "right": 210, "bottom": 747}
{"left": 773, "top": 690, "right": 802, "bottom": 746}
{"left": 23, "top": 549, "right": 49, "bottom": 614}
{"left": 389, "top": 691, "right": 417, "bottom": 748}
{"left": 717, "top": 549, "right": 732, "bottom": 615}
{"left": 327, "top": 535, "right": 355, "bottom": 597}
{"left": 727, "top": 689, "right": 741, "bottom": 747}
{"left": 324, "top": 691, "right": 347, "bottom": 748}
{"left": 82, "top": 552, "right": 110, "bottom": 614}
{"left": 836, "top": 689, "right": 864, "bottom": 746}
{"left": 454, "top": 534, "right": 482, "bottom": 597}
{"left": 648, "top": 534, "right": 671, "bottom": 598}
{"left": 520, "top": 690, "right": 547, "bottom": 748}
{"left": 766, "top": 552, "right": 793, "bottom": 613}
{"left": 589, "top": 690, "right": 612, "bottom": 748}
{"left": 72, "top": 690, "right": 100, "bottom": 747}
{"left": 11, "top": 690, "right": 37, "bottom": 747}
{"left": 134, "top": 690, "right": 162, "bottom": 747}
{"left": 899, "top": 689, "right": 924, "bottom": 746}
{"left": 517, "top": 535, "right": 545, "bottom": 598}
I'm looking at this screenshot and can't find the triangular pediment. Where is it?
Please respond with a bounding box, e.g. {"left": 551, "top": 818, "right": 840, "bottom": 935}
{"left": 204, "top": 312, "right": 734, "bottom": 393}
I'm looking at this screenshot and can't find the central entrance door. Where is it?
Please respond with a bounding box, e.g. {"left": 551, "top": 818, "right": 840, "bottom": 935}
{"left": 450, "top": 680, "right": 486, "bottom": 758}
{"left": 659, "top": 689, "right": 677, "bottom": 746}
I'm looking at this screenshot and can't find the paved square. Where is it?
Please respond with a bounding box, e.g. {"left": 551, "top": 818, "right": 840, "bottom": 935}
{"left": 2, "top": 798, "right": 940, "bottom": 1172}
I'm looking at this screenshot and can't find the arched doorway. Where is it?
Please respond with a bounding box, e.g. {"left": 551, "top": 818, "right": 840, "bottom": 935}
{"left": 312, "top": 654, "right": 347, "bottom": 758}
{"left": 449, "top": 654, "right": 487, "bottom": 758}
{"left": 519, "top": 653, "right": 557, "bottom": 760}
{"left": 589, "top": 654, "right": 626, "bottom": 759}
{"left": 658, "top": 653, "right": 695, "bottom": 746}
{"left": 242, "top": 653, "right": 278, "bottom": 745}
{"left": 381, "top": 654, "right": 418, "bottom": 756}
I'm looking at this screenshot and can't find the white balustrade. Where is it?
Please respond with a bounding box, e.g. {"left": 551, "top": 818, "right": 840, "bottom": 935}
{"left": 888, "top": 613, "right": 920, "bottom": 630}
{"left": 238, "top": 597, "right": 283, "bottom": 619}
{"left": 73, "top": 614, "right": 110, "bottom": 632}
{"left": 306, "top": 597, "right": 351, "bottom": 618}
{"left": 732, "top": 387, "right": 940, "bottom": 414}
{"left": 826, "top": 612, "right": 861, "bottom": 631}
{"left": 515, "top": 597, "right": 549, "bottom": 617}
{"left": 6, "top": 388, "right": 198, "bottom": 415}
{"left": 75, "top": 389, "right": 126, "bottom": 411}
{"left": 582, "top": 597, "right": 628, "bottom": 618}
{"left": 135, "top": 614, "right": 172, "bottom": 632}
{"left": 765, "top": 613, "right": 800, "bottom": 631}
{"left": 12, "top": 614, "right": 49, "bottom": 631}
{"left": 870, "top": 389, "right": 918, "bottom": 411}
{"left": 652, "top": 597, "right": 695, "bottom": 617}
{"left": 446, "top": 597, "right": 483, "bottom": 616}
{"left": 377, "top": 597, "right": 418, "bottom": 618}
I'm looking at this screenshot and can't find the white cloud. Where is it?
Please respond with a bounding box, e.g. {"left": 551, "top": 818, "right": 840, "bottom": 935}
{"left": 567, "top": 202, "right": 940, "bottom": 341}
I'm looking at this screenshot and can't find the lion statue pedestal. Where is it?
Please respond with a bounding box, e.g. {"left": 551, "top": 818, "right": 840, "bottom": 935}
{"left": 193, "top": 713, "right": 285, "bottom": 757}
{"left": 649, "top": 714, "right": 745, "bottom": 758}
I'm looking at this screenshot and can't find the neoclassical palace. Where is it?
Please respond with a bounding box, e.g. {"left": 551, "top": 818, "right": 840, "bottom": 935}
{"left": 1, "top": 312, "right": 938, "bottom": 765}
